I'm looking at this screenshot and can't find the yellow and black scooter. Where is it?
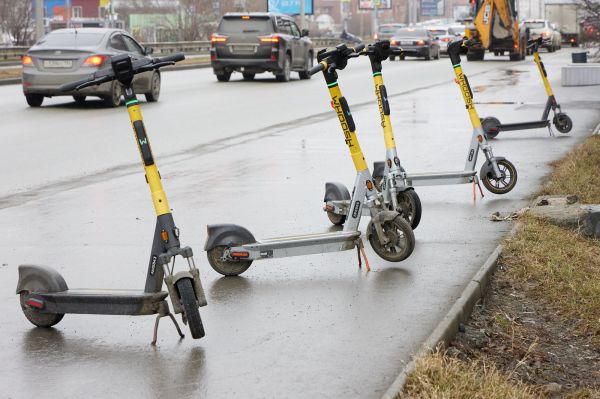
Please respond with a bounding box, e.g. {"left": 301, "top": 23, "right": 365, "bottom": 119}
{"left": 480, "top": 37, "right": 573, "bottom": 139}
{"left": 16, "top": 53, "right": 207, "bottom": 344}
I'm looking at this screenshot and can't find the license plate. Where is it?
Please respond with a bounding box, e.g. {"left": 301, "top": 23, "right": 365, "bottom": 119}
{"left": 43, "top": 60, "right": 72, "bottom": 68}
{"left": 231, "top": 45, "right": 256, "bottom": 53}
{"left": 401, "top": 41, "right": 413, "bottom": 46}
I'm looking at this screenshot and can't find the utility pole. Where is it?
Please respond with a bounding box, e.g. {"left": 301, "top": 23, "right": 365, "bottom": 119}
{"left": 66, "top": 0, "right": 71, "bottom": 29}
{"left": 35, "top": 0, "right": 45, "bottom": 40}
{"left": 300, "top": 0, "right": 305, "bottom": 30}
{"left": 371, "top": 0, "right": 378, "bottom": 38}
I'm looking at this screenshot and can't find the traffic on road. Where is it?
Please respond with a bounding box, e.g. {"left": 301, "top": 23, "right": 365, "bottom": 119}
{"left": 1, "top": 8, "right": 598, "bottom": 398}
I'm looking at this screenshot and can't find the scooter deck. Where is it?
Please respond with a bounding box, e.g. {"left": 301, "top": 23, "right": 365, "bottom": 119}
{"left": 30, "top": 289, "right": 168, "bottom": 316}
{"left": 238, "top": 231, "right": 361, "bottom": 259}
{"left": 405, "top": 170, "right": 477, "bottom": 186}
{"left": 497, "top": 120, "right": 550, "bottom": 131}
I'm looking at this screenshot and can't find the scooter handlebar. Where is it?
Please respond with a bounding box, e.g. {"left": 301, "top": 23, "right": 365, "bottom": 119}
{"left": 447, "top": 38, "right": 471, "bottom": 65}
{"left": 308, "top": 62, "right": 326, "bottom": 76}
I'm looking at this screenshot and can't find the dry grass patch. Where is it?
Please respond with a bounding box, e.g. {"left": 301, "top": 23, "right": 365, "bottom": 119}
{"left": 540, "top": 135, "right": 600, "bottom": 203}
{"left": 0, "top": 68, "right": 21, "bottom": 80}
{"left": 402, "top": 351, "right": 538, "bottom": 399}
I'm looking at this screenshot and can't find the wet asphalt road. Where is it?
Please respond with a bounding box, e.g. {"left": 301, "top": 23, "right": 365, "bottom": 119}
{"left": 1, "top": 50, "right": 599, "bottom": 399}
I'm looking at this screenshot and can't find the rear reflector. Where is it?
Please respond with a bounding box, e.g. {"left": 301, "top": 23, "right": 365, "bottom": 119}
{"left": 231, "top": 251, "right": 250, "bottom": 258}
{"left": 211, "top": 34, "right": 228, "bottom": 43}
{"left": 242, "top": 15, "right": 250, "bottom": 19}
{"left": 27, "top": 298, "right": 44, "bottom": 309}
{"left": 83, "top": 55, "right": 106, "bottom": 66}
{"left": 22, "top": 55, "right": 33, "bottom": 66}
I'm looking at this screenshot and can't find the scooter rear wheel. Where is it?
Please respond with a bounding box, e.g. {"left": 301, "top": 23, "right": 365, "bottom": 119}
{"left": 327, "top": 211, "right": 346, "bottom": 226}
{"left": 481, "top": 117, "right": 501, "bottom": 139}
{"left": 176, "top": 278, "right": 205, "bottom": 339}
{"left": 207, "top": 246, "right": 253, "bottom": 276}
{"left": 397, "top": 189, "right": 422, "bottom": 229}
{"left": 367, "top": 215, "right": 415, "bottom": 262}
{"left": 553, "top": 113, "right": 573, "bottom": 134}
{"left": 481, "top": 159, "right": 518, "bottom": 195}
{"left": 19, "top": 292, "right": 64, "bottom": 328}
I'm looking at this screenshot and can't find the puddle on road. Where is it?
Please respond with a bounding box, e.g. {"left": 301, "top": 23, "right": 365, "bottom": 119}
{"left": 473, "top": 69, "right": 528, "bottom": 92}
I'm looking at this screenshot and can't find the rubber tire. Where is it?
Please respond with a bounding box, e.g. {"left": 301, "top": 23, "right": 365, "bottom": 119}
{"left": 25, "top": 94, "right": 44, "bottom": 107}
{"left": 481, "top": 116, "right": 501, "bottom": 139}
{"left": 553, "top": 113, "right": 573, "bottom": 134}
{"left": 467, "top": 49, "right": 484, "bottom": 61}
{"left": 207, "top": 245, "right": 253, "bottom": 276}
{"left": 509, "top": 52, "right": 521, "bottom": 61}
{"left": 276, "top": 54, "right": 291, "bottom": 82}
{"left": 399, "top": 55, "right": 405, "bottom": 60}
{"left": 216, "top": 71, "right": 231, "bottom": 82}
{"left": 145, "top": 71, "right": 161, "bottom": 102}
{"left": 367, "top": 214, "right": 415, "bottom": 262}
{"left": 102, "top": 81, "right": 122, "bottom": 107}
{"left": 20, "top": 292, "right": 64, "bottom": 327}
{"left": 73, "top": 95, "right": 86, "bottom": 105}
{"left": 389, "top": 55, "right": 396, "bottom": 61}
{"left": 176, "top": 278, "right": 205, "bottom": 339}
{"left": 298, "top": 54, "right": 313, "bottom": 80}
{"left": 327, "top": 211, "right": 346, "bottom": 226}
{"left": 242, "top": 73, "right": 255, "bottom": 81}
{"left": 397, "top": 189, "right": 422, "bottom": 230}
{"left": 481, "top": 159, "right": 518, "bottom": 195}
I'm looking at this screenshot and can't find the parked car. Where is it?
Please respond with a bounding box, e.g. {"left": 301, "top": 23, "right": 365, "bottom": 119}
{"left": 375, "top": 23, "right": 407, "bottom": 40}
{"left": 523, "top": 19, "right": 562, "bottom": 52}
{"left": 447, "top": 25, "right": 466, "bottom": 38}
{"left": 427, "top": 26, "right": 453, "bottom": 55}
{"left": 390, "top": 28, "right": 441, "bottom": 60}
{"left": 210, "top": 12, "right": 314, "bottom": 82}
{"left": 22, "top": 28, "right": 158, "bottom": 107}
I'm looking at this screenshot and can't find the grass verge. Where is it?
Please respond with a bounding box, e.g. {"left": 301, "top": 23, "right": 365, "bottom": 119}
{"left": 400, "top": 136, "right": 600, "bottom": 398}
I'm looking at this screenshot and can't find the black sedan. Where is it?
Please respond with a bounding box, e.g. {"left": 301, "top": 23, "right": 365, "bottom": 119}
{"left": 390, "top": 28, "right": 441, "bottom": 60}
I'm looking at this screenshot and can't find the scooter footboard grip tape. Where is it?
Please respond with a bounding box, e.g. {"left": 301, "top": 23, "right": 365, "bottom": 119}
{"left": 339, "top": 96, "right": 356, "bottom": 132}
{"left": 379, "top": 85, "right": 390, "bottom": 115}
{"left": 133, "top": 120, "right": 155, "bottom": 166}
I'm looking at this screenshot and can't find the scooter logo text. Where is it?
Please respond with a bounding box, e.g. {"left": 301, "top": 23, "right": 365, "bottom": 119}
{"left": 352, "top": 201, "right": 361, "bottom": 218}
{"left": 139, "top": 138, "right": 148, "bottom": 146}
{"left": 376, "top": 86, "right": 386, "bottom": 128}
{"left": 332, "top": 95, "right": 353, "bottom": 147}
{"left": 468, "top": 149, "right": 475, "bottom": 162}
{"left": 457, "top": 73, "right": 474, "bottom": 109}
{"left": 150, "top": 255, "right": 157, "bottom": 276}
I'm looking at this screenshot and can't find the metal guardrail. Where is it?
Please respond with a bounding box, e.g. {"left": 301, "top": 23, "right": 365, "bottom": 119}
{"left": 0, "top": 38, "right": 357, "bottom": 61}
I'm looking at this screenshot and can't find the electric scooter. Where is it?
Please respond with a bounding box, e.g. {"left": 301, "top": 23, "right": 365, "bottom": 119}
{"left": 480, "top": 37, "right": 573, "bottom": 139}
{"left": 16, "top": 53, "right": 207, "bottom": 344}
{"left": 323, "top": 40, "right": 422, "bottom": 229}
{"left": 368, "top": 39, "right": 518, "bottom": 198}
{"left": 204, "top": 44, "right": 415, "bottom": 276}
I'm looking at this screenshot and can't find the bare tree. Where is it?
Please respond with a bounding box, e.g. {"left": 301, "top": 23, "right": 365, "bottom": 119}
{"left": 579, "top": 0, "right": 600, "bottom": 24}
{"left": 0, "top": 0, "right": 33, "bottom": 45}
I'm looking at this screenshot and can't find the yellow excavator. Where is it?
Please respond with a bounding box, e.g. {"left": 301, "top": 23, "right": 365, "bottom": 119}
{"left": 465, "top": 0, "right": 527, "bottom": 61}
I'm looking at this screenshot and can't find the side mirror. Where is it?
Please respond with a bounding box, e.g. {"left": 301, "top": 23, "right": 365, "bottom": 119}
{"left": 144, "top": 46, "right": 154, "bottom": 55}
{"left": 301, "top": 29, "right": 309, "bottom": 37}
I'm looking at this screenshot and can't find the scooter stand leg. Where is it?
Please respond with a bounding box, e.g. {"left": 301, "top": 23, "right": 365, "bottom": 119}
{"left": 355, "top": 238, "right": 371, "bottom": 272}
{"left": 151, "top": 311, "right": 185, "bottom": 345}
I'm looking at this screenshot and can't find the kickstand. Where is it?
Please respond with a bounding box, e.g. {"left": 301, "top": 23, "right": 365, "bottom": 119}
{"left": 151, "top": 308, "right": 185, "bottom": 345}
{"left": 548, "top": 125, "right": 555, "bottom": 137}
{"left": 355, "top": 238, "right": 371, "bottom": 272}
{"left": 472, "top": 180, "right": 484, "bottom": 204}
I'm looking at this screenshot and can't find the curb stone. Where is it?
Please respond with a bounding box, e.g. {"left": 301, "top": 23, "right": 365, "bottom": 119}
{"left": 381, "top": 224, "right": 520, "bottom": 399}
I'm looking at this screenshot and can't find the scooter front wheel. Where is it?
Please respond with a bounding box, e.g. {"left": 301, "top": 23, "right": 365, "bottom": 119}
{"left": 553, "top": 113, "right": 573, "bottom": 134}
{"left": 481, "top": 159, "right": 518, "bottom": 195}
{"left": 367, "top": 215, "right": 415, "bottom": 262}
{"left": 19, "top": 292, "right": 64, "bottom": 327}
{"left": 207, "top": 246, "right": 253, "bottom": 276}
{"left": 176, "top": 278, "right": 205, "bottom": 339}
{"left": 397, "top": 189, "right": 422, "bottom": 229}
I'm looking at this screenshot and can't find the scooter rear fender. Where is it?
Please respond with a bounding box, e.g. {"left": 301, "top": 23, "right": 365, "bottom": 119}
{"left": 204, "top": 224, "right": 256, "bottom": 252}
{"left": 324, "top": 182, "right": 351, "bottom": 202}
{"left": 16, "top": 265, "right": 68, "bottom": 295}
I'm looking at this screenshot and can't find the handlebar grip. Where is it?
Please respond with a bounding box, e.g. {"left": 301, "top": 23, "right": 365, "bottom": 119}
{"left": 352, "top": 43, "right": 366, "bottom": 54}
{"left": 59, "top": 75, "right": 94, "bottom": 92}
{"left": 154, "top": 52, "right": 185, "bottom": 64}
{"left": 308, "top": 62, "right": 325, "bottom": 76}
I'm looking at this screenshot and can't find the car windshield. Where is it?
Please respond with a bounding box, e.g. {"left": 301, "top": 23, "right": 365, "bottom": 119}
{"left": 219, "top": 17, "right": 273, "bottom": 34}
{"left": 428, "top": 29, "right": 447, "bottom": 35}
{"left": 379, "top": 25, "right": 403, "bottom": 33}
{"left": 448, "top": 27, "right": 465, "bottom": 35}
{"left": 36, "top": 32, "right": 105, "bottom": 47}
{"left": 396, "top": 29, "right": 426, "bottom": 37}
{"left": 525, "top": 21, "right": 546, "bottom": 29}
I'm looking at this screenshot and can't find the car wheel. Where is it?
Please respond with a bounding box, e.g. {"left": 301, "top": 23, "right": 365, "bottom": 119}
{"left": 216, "top": 71, "right": 231, "bottom": 82}
{"left": 276, "top": 54, "right": 291, "bottom": 82}
{"left": 389, "top": 55, "right": 396, "bottom": 61}
{"left": 399, "top": 54, "right": 405, "bottom": 60}
{"left": 73, "top": 95, "right": 86, "bottom": 105}
{"left": 298, "top": 54, "right": 313, "bottom": 80}
{"left": 243, "top": 73, "right": 255, "bottom": 80}
{"left": 145, "top": 71, "right": 161, "bottom": 102}
{"left": 25, "top": 94, "right": 44, "bottom": 107}
{"left": 102, "top": 81, "right": 122, "bottom": 107}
